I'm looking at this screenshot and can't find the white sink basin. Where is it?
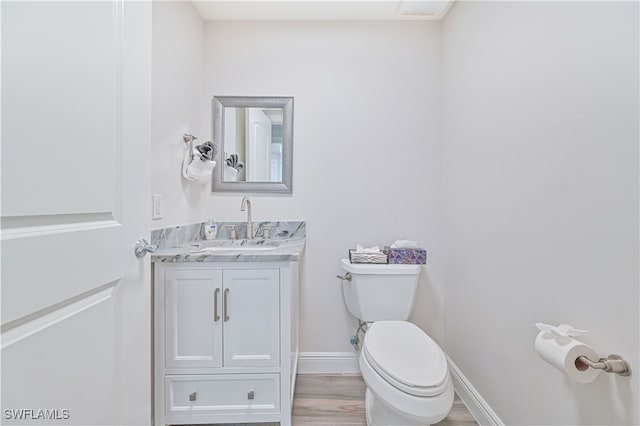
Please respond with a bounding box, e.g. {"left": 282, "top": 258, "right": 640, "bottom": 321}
{"left": 180, "top": 239, "right": 281, "bottom": 253}
{"left": 191, "top": 246, "right": 278, "bottom": 253}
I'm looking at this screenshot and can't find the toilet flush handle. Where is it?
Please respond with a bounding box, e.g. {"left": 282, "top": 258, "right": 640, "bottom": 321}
{"left": 337, "top": 272, "right": 352, "bottom": 282}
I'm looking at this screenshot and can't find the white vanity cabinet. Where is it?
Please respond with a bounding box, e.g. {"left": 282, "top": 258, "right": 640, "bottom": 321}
{"left": 164, "top": 269, "right": 280, "bottom": 370}
{"left": 154, "top": 262, "right": 299, "bottom": 426}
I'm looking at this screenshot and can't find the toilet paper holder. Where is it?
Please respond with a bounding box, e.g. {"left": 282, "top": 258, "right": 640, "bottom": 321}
{"left": 575, "top": 354, "right": 632, "bottom": 377}
{"left": 534, "top": 323, "right": 632, "bottom": 380}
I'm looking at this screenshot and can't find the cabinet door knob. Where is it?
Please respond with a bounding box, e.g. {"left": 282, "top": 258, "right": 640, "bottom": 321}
{"left": 189, "top": 391, "right": 197, "bottom": 401}
{"left": 247, "top": 390, "right": 255, "bottom": 400}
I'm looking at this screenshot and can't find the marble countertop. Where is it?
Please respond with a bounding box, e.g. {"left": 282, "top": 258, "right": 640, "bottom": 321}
{"left": 151, "top": 221, "right": 305, "bottom": 263}
{"left": 152, "top": 238, "right": 305, "bottom": 263}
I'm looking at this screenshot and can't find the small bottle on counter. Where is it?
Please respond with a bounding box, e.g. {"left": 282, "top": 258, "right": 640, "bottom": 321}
{"left": 203, "top": 219, "right": 218, "bottom": 240}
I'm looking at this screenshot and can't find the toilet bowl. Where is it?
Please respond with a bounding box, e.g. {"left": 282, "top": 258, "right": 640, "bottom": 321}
{"left": 338, "top": 259, "right": 454, "bottom": 425}
{"left": 358, "top": 321, "right": 454, "bottom": 426}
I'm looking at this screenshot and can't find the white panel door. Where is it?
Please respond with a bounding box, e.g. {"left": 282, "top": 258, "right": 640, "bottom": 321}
{"left": 246, "top": 108, "right": 272, "bottom": 181}
{"left": 1, "top": 1, "right": 151, "bottom": 425}
{"left": 223, "top": 269, "right": 280, "bottom": 368}
{"left": 165, "top": 270, "right": 223, "bottom": 369}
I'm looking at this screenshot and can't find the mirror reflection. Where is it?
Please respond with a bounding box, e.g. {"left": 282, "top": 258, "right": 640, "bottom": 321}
{"left": 223, "top": 107, "right": 284, "bottom": 183}
{"left": 212, "top": 96, "right": 293, "bottom": 194}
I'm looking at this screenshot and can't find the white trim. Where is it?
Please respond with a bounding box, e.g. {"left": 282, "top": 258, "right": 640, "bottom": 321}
{"left": 297, "top": 351, "right": 360, "bottom": 374}
{"left": 193, "top": 1, "right": 455, "bottom": 21}
{"left": 446, "top": 355, "right": 504, "bottom": 426}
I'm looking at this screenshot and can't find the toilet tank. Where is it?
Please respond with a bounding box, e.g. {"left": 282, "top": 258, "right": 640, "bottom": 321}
{"left": 340, "top": 259, "right": 421, "bottom": 322}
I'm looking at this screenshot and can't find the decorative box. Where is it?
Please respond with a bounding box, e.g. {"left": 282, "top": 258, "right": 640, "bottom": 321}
{"left": 385, "top": 247, "right": 427, "bottom": 264}
{"left": 348, "top": 249, "right": 389, "bottom": 264}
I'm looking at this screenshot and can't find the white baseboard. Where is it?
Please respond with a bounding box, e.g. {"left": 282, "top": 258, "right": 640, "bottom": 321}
{"left": 297, "top": 351, "right": 360, "bottom": 374}
{"left": 446, "top": 355, "right": 504, "bottom": 426}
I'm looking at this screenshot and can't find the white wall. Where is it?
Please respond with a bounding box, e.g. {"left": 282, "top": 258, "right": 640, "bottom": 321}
{"left": 203, "top": 21, "right": 444, "bottom": 352}
{"left": 151, "top": 1, "right": 208, "bottom": 227}
{"left": 441, "top": 2, "right": 639, "bottom": 424}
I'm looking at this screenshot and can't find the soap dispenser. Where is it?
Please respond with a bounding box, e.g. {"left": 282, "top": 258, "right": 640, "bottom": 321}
{"left": 203, "top": 219, "right": 218, "bottom": 240}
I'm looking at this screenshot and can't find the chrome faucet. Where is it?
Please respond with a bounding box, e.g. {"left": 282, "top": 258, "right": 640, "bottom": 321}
{"left": 240, "top": 197, "right": 253, "bottom": 239}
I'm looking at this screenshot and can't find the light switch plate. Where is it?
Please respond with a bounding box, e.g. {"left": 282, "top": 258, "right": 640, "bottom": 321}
{"left": 152, "top": 194, "right": 163, "bottom": 220}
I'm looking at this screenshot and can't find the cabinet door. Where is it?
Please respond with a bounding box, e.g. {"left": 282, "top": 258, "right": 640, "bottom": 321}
{"left": 223, "top": 269, "right": 280, "bottom": 367}
{"left": 165, "top": 269, "right": 223, "bottom": 369}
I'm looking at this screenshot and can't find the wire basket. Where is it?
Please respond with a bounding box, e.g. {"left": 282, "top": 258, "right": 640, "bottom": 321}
{"left": 348, "top": 249, "right": 388, "bottom": 264}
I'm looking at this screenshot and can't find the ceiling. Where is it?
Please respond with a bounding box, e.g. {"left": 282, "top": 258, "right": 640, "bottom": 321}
{"left": 192, "top": 1, "right": 455, "bottom": 21}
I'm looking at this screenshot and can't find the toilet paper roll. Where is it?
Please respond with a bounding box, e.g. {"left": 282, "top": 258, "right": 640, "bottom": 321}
{"left": 534, "top": 331, "right": 601, "bottom": 383}
{"left": 186, "top": 159, "right": 216, "bottom": 181}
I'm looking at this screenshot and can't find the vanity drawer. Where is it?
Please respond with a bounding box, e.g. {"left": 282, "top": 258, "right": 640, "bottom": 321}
{"left": 165, "top": 374, "right": 280, "bottom": 417}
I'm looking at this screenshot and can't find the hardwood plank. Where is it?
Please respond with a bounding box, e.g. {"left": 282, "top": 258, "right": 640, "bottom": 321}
{"left": 292, "top": 374, "right": 478, "bottom": 426}
{"left": 294, "top": 374, "right": 367, "bottom": 400}
{"left": 435, "top": 398, "right": 479, "bottom": 426}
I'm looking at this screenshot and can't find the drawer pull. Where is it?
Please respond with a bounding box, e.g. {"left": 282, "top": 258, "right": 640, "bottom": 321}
{"left": 189, "top": 391, "right": 197, "bottom": 401}
{"left": 248, "top": 390, "right": 255, "bottom": 400}
{"left": 214, "top": 288, "right": 220, "bottom": 322}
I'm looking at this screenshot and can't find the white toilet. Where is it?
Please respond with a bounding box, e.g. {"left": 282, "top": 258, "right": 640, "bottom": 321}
{"left": 340, "top": 259, "right": 454, "bottom": 426}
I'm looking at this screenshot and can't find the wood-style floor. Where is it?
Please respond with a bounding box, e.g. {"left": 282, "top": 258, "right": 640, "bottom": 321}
{"left": 292, "top": 374, "right": 477, "bottom": 426}
{"left": 190, "top": 374, "right": 477, "bottom": 426}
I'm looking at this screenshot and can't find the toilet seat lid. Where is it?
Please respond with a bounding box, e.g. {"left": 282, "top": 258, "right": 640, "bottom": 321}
{"left": 364, "top": 321, "right": 448, "bottom": 392}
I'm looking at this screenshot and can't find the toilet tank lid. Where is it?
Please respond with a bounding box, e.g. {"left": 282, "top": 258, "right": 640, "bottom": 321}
{"left": 340, "top": 259, "right": 421, "bottom": 275}
{"left": 364, "top": 321, "right": 448, "bottom": 389}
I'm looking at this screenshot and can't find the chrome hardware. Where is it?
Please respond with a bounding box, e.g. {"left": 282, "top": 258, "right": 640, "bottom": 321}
{"left": 241, "top": 197, "right": 253, "bottom": 239}
{"left": 350, "top": 320, "right": 370, "bottom": 351}
{"left": 247, "top": 390, "right": 255, "bottom": 400}
{"left": 576, "top": 354, "right": 632, "bottom": 377}
{"left": 337, "top": 272, "right": 352, "bottom": 282}
{"left": 134, "top": 239, "right": 158, "bottom": 258}
{"left": 262, "top": 224, "right": 276, "bottom": 239}
{"left": 183, "top": 133, "right": 198, "bottom": 143}
{"left": 224, "top": 224, "right": 238, "bottom": 240}
{"left": 189, "top": 391, "right": 197, "bottom": 401}
{"left": 224, "top": 288, "right": 230, "bottom": 321}
{"left": 214, "top": 288, "right": 220, "bottom": 322}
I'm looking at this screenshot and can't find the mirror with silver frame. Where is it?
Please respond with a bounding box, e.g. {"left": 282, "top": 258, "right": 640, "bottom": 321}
{"left": 212, "top": 96, "right": 293, "bottom": 193}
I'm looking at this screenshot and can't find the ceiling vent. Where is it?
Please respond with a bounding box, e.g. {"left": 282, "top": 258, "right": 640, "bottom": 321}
{"left": 396, "top": 1, "right": 454, "bottom": 19}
